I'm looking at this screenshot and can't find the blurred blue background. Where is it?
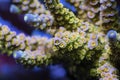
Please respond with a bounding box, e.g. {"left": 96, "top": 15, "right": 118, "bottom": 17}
{"left": 0, "top": 0, "right": 120, "bottom": 80}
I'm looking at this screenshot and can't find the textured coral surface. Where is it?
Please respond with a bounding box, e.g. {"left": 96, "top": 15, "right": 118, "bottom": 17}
{"left": 0, "top": 0, "right": 120, "bottom": 80}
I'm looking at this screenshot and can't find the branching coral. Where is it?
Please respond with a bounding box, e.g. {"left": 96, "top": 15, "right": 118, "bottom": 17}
{"left": 11, "top": 0, "right": 54, "bottom": 30}
{"left": 0, "top": 0, "right": 120, "bottom": 80}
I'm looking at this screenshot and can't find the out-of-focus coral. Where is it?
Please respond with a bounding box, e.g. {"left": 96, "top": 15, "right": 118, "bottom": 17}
{"left": 67, "top": 0, "right": 119, "bottom": 31}
{"left": 90, "top": 43, "right": 119, "bottom": 80}
{"left": 11, "top": 0, "right": 54, "bottom": 30}
{"left": 0, "top": 0, "right": 120, "bottom": 80}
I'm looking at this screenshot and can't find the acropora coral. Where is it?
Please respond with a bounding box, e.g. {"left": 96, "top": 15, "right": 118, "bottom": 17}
{"left": 0, "top": 0, "right": 120, "bottom": 80}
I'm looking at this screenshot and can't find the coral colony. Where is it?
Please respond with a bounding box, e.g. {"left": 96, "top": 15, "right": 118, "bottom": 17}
{"left": 1, "top": 0, "right": 120, "bottom": 80}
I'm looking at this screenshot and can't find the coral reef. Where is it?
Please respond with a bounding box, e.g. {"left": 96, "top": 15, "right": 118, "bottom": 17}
{"left": 0, "top": 0, "right": 120, "bottom": 80}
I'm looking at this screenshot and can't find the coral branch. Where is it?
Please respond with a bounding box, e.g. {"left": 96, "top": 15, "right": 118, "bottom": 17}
{"left": 45, "top": 0, "right": 82, "bottom": 30}
{"left": 11, "top": 0, "right": 54, "bottom": 30}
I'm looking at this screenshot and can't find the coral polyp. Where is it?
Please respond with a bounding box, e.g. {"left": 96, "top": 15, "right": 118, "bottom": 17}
{"left": 0, "top": 0, "right": 120, "bottom": 80}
